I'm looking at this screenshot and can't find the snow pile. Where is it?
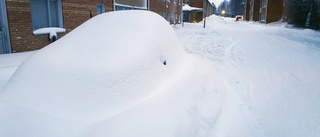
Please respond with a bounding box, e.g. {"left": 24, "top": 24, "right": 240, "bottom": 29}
{"left": 175, "top": 15, "right": 320, "bottom": 137}
{"left": 0, "top": 51, "right": 34, "bottom": 89}
{"left": 2, "top": 13, "right": 318, "bottom": 137}
{"left": 1, "top": 10, "right": 185, "bottom": 120}
{"left": 206, "top": 15, "right": 227, "bottom": 25}
{"left": 0, "top": 10, "right": 194, "bottom": 136}
{"left": 183, "top": 4, "right": 203, "bottom": 11}
{"left": 0, "top": 10, "right": 227, "bottom": 137}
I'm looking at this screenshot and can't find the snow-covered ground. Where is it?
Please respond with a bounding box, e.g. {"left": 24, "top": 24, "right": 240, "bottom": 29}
{"left": 0, "top": 11, "right": 319, "bottom": 137}
{"left": 0, "top": 51, "right": 34, "bottom": 89}
{"left": 174, "top": 16, "right": 320, "bottom": 137}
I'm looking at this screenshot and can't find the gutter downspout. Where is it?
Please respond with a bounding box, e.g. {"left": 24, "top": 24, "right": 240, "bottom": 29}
{"left": 265, "top": 0, "right": 268, "bottom": 24}
{"left": 204, "top": 0, "right": 208, "bottom": 28}
{"left": 113, "top": 0, "right": 115, "bottom": 11}
{"left": 181, "top": 1, "right": 184, "bottom": 27}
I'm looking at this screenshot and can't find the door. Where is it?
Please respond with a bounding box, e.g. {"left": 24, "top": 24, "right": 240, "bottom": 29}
{"left": 0, "top": 0, "right": 11, "bottom": 54}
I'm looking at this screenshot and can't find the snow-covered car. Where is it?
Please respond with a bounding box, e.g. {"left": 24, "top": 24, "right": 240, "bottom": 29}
{"left": 0, "top": 10, "right": 187, "bottom": 136}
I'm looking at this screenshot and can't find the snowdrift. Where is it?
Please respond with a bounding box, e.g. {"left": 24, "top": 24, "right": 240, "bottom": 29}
{"left": 0, "top": 11, "right": 184, "bottom": 122}
{"left": 0, "top": 11, "right": 227, "bottom": 137}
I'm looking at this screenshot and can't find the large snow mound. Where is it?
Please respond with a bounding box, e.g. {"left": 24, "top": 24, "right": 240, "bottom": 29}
{"left": 0, "top": 11, "right": 184, "bottom": 121}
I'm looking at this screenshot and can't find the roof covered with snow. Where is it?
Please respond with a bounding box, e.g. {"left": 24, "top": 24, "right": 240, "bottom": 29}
{"left": 183, "top": 4, "right": 203, "bottom": 12}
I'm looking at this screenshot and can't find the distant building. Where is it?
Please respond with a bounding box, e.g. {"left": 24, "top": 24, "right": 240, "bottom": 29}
{"left": 0, "top": 0, "right": 182, "bottom": 54}
{"left": 182, "top": 0, "right": 215, "bottom": 23}
{"left": 244, "top": 0, "right": 287, "bottom": 24}
{"left": 244, "top": 0, "right": 250, "bottom": 20}
{"left": 183, "top": 4, "right": 204, "bottom": 22}
{"left": 149, "top": 0, "right": 182, "bottom": 25}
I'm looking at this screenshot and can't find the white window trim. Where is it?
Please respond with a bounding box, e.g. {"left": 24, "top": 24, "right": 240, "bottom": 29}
{"left": 166, "top": 0, "right": 170, "bottom": 8}
{"left": 30, "top": 0, "right": 64, "bottom": 31}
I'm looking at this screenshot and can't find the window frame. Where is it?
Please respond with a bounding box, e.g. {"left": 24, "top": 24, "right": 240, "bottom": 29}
{"left": 97, "top": 3, "right": 106, "bottom": 15}
{"left": 30, "top": 0, "right": 63, "bottom": 31}
{"left": 166, "top": 0, "right": 170, "bottom": 8}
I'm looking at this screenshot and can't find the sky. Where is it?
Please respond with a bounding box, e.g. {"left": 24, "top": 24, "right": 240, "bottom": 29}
{"left": 209, "top": 0, "right": 227, "bottom": 7}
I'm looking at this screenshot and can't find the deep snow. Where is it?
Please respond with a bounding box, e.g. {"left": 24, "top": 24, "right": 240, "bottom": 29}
{"left": 0, "top": 11, "right": 320, "bottom": 137}
{"left": 0, "top": 51, "right": 34, "bottom": 89}
{"left": 174, "top": 16, "right": 320, "bottom": 137}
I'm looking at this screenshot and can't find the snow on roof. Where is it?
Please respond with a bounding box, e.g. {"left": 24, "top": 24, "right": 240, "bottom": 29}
{"left": 183, "top": 4, "right": 203, "bottom": 12}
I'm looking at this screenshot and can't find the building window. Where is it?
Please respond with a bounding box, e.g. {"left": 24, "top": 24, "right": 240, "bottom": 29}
{"left": 97, "top": 4, "right": 105, "bottom": 15}
{"left": 178, "top": 14, "right": 181, "bottom": 23}
{"left": 179, "top": 0, "right": 181, "bottom": 5}
{"left": 167, "top": 13, "right": 170, "bottom": 23}
{"left": 174, "top": 14, "right": 176, "bottom": 24}
{"left": 260, "top": 13, "right": 266, "bottom": 21}
{"left": 30, "top": 0, "right": 63, "bottom": 30}
{"left": 262, "top": 0, "right": 267, "bottom": 7}
{"left": 115, "top": 4, "right": 147, "bottom": 11}
{"left": 166, "top": 0, "right": 170, "bottom": 8}
{"left": 161, "top": 12, "right": 165, "bottom": 19}
{"left": 174, "top": 0, "right": 176, "bottom": 5}
{"left": 115, "top": 4, "right": 133, "bottom": 11}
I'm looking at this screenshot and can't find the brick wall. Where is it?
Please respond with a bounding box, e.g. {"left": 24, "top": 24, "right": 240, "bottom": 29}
{"left": 6, "top": 0, "right": 49, "bottom": 53}
{"left": 252, "top": 0, "right": 260, "bottom": 21}
{"left": 6, "top": 0, "right": 182, "bottom": 53}
{"left": 244, "top": 0, "right": 250, "bottom": 20}
{"left": 149, "top": 0, "right": 182, "bottom": 24}
{"left": 266, "top": 0, "right": 283, "bottom": 23}
{"left": 189, "top": 0, "right": 203, "bottom": 8}
{"left": 62, "top": 0, "right": 113, "bottom": 34}
{"left": 203, "top": 0, "right": 213, "bottom": 17}
{"left": 5, "top": 0, "right": 113, "bottom": 53}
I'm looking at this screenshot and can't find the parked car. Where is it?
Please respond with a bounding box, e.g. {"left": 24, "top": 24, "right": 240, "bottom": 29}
{"left": 235, "top": 15, "right": 243, "bottom": 21}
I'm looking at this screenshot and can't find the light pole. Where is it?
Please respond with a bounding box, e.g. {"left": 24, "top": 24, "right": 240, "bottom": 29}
{"left": 204, "top": 1, "right": 209, "bottom": 28}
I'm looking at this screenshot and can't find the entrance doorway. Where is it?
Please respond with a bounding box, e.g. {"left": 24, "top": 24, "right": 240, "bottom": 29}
{"left": 0, "top": 0, "right": 11, "bottom": 54}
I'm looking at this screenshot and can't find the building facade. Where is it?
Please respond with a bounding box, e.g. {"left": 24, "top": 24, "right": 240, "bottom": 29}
{"left": 244, "top": 0, "right": 250, "bottom": 20}
{"left": 249, "top": 0, "right": 260, "bottom": 21}
{"left": 244, "top": 0, "right": 287, "bottom": 24}
{"left": 149, "top": 0, "right": 183, "bottom": 25}
{"left": 186, "top": 0, "right": 214, "bottom": 17}
{"left": 182, "top": 0, "right": 215, "bottom": 23}
{"left": 0, "top": 0, "right": 182, "bottom": 54}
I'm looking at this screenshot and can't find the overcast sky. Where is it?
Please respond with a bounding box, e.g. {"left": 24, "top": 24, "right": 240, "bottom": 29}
{"left": 209, "top": 0, "right": 228, "bottom": 7}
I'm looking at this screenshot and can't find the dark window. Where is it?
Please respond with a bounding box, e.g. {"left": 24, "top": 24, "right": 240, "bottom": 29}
{"left": 30, "top": 0, "right": 63, "bottom": 30}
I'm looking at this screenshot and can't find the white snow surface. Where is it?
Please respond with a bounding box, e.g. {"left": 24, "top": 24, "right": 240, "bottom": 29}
{"left": 33, "top": 27, "right": 66, "bottom": 35}
{"left": 174, "top": 16, "right": 320, "bottom": 137}
{"left": 0, "top": 12, "right": 320, "bottom": 137}
{"left": 0, "top": 51, "right": 34, "bottom": 89}
{"left": 183, "top": 4, "right": 203, "bottom": 11}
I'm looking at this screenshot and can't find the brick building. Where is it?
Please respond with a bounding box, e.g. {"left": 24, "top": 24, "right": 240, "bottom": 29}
{"left": 244, "top": 0, "right": 287, "bottom": 24}
{"left": 0, "top": 0, "right": 182, "bottom": 54}
{"left": 182, "top": 0, "right": 215, "bottom": 23}
{"left": 249, "top": 0, "right": 260, "bottom": 21}
{"left": 185, "top": 0, "right": 215, "bottom": 18}
{"left": 149, "top": 0, "right": 183, "bottom": 25}
{"left": 244, "top": 0, "right": 250, "bottom": 20}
